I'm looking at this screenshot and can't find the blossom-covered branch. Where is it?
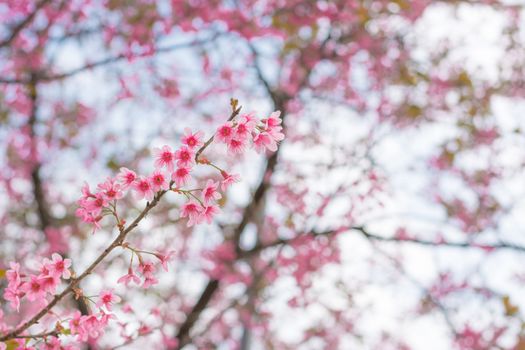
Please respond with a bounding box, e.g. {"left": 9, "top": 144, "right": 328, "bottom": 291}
{"left": 0, "top": 100, "right": 284, "bottom": 348}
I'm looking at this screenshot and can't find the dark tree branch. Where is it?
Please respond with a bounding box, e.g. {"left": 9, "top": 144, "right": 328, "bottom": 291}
{"left": 24, "top": 75, "right": 90, "bottom": 342}
{"left": 351, "top": 226, "right": 525, "bottom": 253}
{"left": 0, "top": 34, "right": 221, "bottom": 85}
{"left": 174, "top": 97, "right": 287, "bottom": 350}
{"left": 242, "top": 226, "right": 525, "bottom": 257}
{"left": 0, "top": 0, "right": 51, "bottom": 49}
{"left": 173, "top": 40, "right": 320, "bottom": 349}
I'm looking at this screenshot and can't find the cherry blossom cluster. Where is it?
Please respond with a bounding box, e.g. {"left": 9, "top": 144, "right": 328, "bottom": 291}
{"left": 4, "top": 254, "right": 71, "bottom": 312}
{"left": 117, "top": 248, "right": 176, "bottom": 289}
{"left": 1, "top": 108, "right": 283, "bottom": 347}
{"left": 75, "top": 111, "right": 283, "bottom": 231}
{"left": 216, "top": 111, "right": 284, "bottom": 154}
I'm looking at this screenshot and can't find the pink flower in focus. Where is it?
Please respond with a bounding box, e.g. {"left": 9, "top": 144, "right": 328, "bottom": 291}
{"left": 47, "top": 253, "right": 72, "bottom": 279}
{"left": 180, "top": 200, "right": 203, "bottom": 227}
{"left": 267, "top": 127, "right": 285, "bottom": 144}
{"left": 97, "top": 289, "right": 121, "bottom": 311}
{"left": 216, "top": 122, "right": 234, "bottom": 143}
{"left": 235, "top": 114, "right": 257, "bottom": 139}
{"left": 172, "top": 167, "right": 191, "bottom": 187}
{"left": 150, "top": 169, "right": 169, "bottom": 192}
{"left": 133, "top": 176, "right": 155, "bottom": 201}
{"left": 253, "top": 132, "right": 277, "bottom": 153}
{"left": 227, "top": 137, "right": 246, "bottom": 155}
{"left": 182, "top": 128, "right": 204, "bottom": 149}
{"left": 153, "top": 145, "right": 175, "bottom": 171}
{"left": 174, "top": 146, "right": 195, "bottom": 168}
{"left": 21, "top": 275, "right": 45, "bottom": 302}
{"left": 263, "top": 111, "right": 282, "bottom": 128}
{"left": 83, "top": 193, "right": 108, "bottom": 217}
{"left": 117, "top": 167, "right": 137, "bottom": 190}
{"left": 98, "top": 178, "right": 124, "bottom": 201}
{"left": 202, "top": 180, "right": 221, "bottom": 204}
{"left": 37, "top": 274, "right": 59, "bottom": 294}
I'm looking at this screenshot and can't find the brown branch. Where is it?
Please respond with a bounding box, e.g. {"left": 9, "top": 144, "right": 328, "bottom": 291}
{"left": 11, "top": 330, "right": 59, "bottom": 340}
{"left": 242, "top": 226, "right": 525, "bottom": 257}
{"left": 0, "top": 34, "right": 221, "bottom": 85}
{"left": 175, "top": 279, "right": 220, "bottom": 348}
{"left": 0, "top": 188, "right": 169, "bottom": 341}
{"left": 351, "top": 226, "right": 525, "bottom": 253}
{"left": 174, "top": 96, "right": 289, "bottom": 350}
{"left": 26, "top": 76, "right": 92, "bottom": 323}
{"left": 0, "top": 0, "right": 51, "bottom": 49}
{"left": 174, "top": 140, "right": 284, "bottom": 349}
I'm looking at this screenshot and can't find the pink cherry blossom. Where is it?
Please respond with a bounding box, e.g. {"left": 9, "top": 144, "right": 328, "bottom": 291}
{"left": 150, "top": 169, "right": 169, "bottom": 192}
{"left": 97, "top": 289, "right": 121, "bottom": 311}
{"left": 116, "top": 167, "right": 137, "bottom": 190}
{"left": 117, "top": 267, "right": 141, "bottom": 286}
{"left": 98, "top": 178, "right": 124, "bottom": 201}
{"left": 220, "top": 171, "right": 241, "bottom": 191}
{"left": 172, "top": 166, "right": 191, "bottom": 187}
{"left": 153, "top": 145, "right": 175, "bottom": 171}
{"left": 253, "top": 131, "right": 278, "bottom": 153}
{"left": 263, "top": 111, "right": 282, "bottom": 128}
{"left": 69, "top": 311, "right": 84, "bottom": 338}
{"left": 182, "top": 128, "right": 204, "bottom": 149}
{"left": 216, "top": 121, "right": 235, "bottom": 143}
{"left": 200, "top": 204, "right": 220, "bottom": 224}
{"left": 81, "top": 182, "right": 94, "bottom": 198}
{"left": 142, "top": 276, "right": 159, "bottom": 288}
{"left": 133, "top": 176, "right": 155, "bottom": 201}
{"left": 174, "top": 146, "right": 195, "bottom": 168}
{"left": 82, "top": 193, "right": 108, "bottom": 217}
{"left": 154, "top": 250, "right": 176, "bottom": 272}
{"left": 227, "top": 137, "right": 246, "bottom": 155}
{"left": 138, "top": 261, "right": 156, "bottom": 277}
{"left": 4, "top": 286, "right": 22, "bottom": 311}
{"left": 47, "top": 253, "right": 72, "bottom": 279}
{"left": 21, "top": 275, "right": 45, "bottom": 302}
{"left": 235, "top": 114, "right": 257, "bottom": 139}
{"left": 202, "top": 180, "right": 221, "bottom": 205}
{"left": 180, "top": 200, "right": 204, "bottom": 227}
{"left": 6, "top": 262, "right": 21, "bottom": 285}
{"left": 37, "top": 274, "right": 59, "bottom": 294}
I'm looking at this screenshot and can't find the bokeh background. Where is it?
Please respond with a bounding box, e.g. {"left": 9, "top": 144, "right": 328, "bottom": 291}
{"left": 2, "top": 0, "right": 525, "bottom": 349}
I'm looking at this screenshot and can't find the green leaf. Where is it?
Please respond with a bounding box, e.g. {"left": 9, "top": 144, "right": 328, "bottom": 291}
{"left": 4, "top": 340, "right": 20, "bottom": 350}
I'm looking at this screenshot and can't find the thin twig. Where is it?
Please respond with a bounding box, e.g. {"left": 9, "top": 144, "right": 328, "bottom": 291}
{"left": 0, "top": 34, "right": 221, "bottom": 85}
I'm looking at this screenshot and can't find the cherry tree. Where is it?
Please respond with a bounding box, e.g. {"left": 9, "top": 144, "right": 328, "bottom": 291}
{"left": 1, "top": 0, "right": 525, "bottom": 349}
